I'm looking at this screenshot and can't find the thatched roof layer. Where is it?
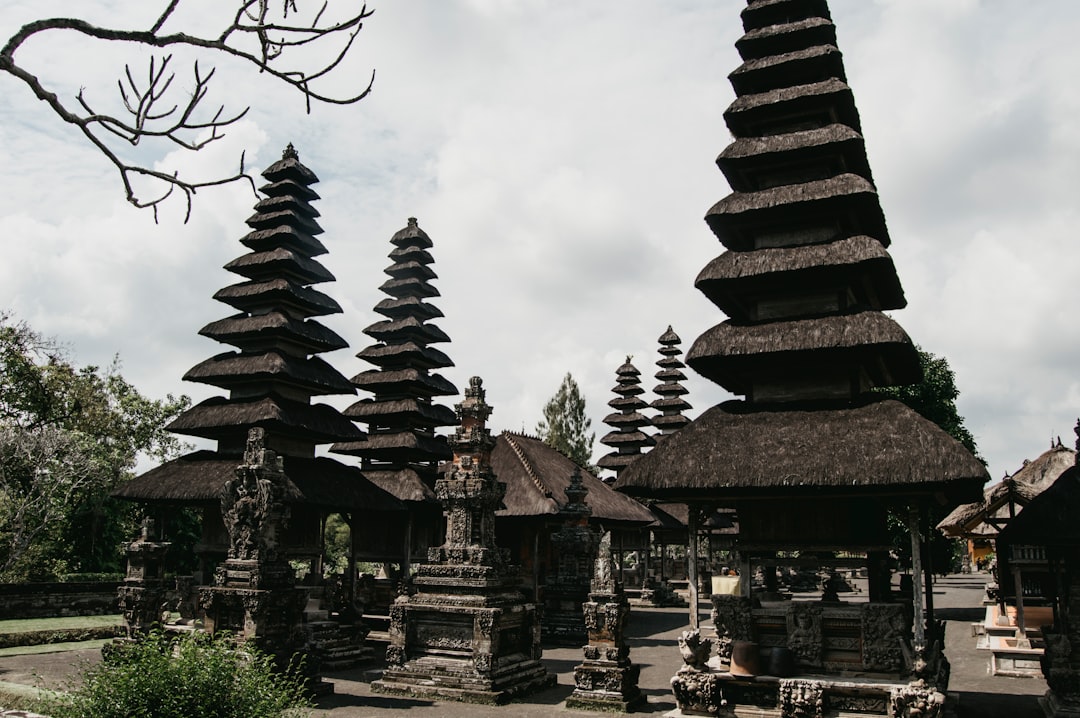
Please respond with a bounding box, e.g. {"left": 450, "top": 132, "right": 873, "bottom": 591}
{"left": 741, "top": 0, "right": 831, "bottom": 32}
{"left": 167, "top": 395, "right": 363, "bottom": 443}
{"left": 729, "top": 44, "right": 844, "bottom": 96}
{"left": 241, "top": 226, "right": 327, "bottom": 257}
{"left": 114, "top": 450, "right": 402, "bottom": 512}
{"left": 492, "top": 432, "right": 654, "bottom": 524}
{"left": 724, "top": 78, "right": 859, "bottom": 137}
{"left": 361, "top": 467, "right": 437, "bottom": 503}
{"left": 736, "top": 17, "right": 836, "bottom": 60}
{"left": 615, "top": 398, "right": 987, "bottom": 501}
{"left": 245, "top": 209, "right": 321, "bottom": 235}
{"left": 331, "top": 432, "right": 451, "bottom": 461}
{"left": 357, "top": 342, "right": 454, "bottom": 370}
{"left": 251, "top": 193, "right": 320, "bottom": 219}
{"left": 998, "top": 466, "right": 1080, "bottom": 547}
{"left": 213, "top": 278, "right": 342, "bottom": 317}
{"left": 183, "top": 352, "right": 354, "bottom": 395}
{"left": 344, "top": 398, "right": 458, "bottom": 428}
{"left": 199, "top": 313, "right": 348, "bottom": 353}
{"left": 363, "top": 317, "right": 450, "bottom": 345}
{"left": 349, "top": 368, "right": 457, "bottom": 397}
{"left": 258, "top": 179, "right": 319, "bottom": 202}
{"left": 374, "top": 297, "right": 443, "bottom": 321}
{"left": 224, "top": 248, "right": 334, "bottom": 285}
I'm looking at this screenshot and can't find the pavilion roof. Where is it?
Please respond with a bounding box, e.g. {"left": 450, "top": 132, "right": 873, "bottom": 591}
{"left": 492, "top": 431, "right": 654, "bottom": 525}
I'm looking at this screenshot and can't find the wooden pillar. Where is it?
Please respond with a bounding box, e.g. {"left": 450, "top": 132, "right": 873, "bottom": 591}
{"left": 402, "top": 513, "right": 414, "bottom": 578}
{"left": 347, "top": 512, "right": 358, "bottom": 605}
{"left": 1013, "top": 564, "right": 1028, "bottom": 641}
{"left": 533, "top": 529, "right": 541, "bottom": 603}
{"left": 688, "top": 507, "right": 699, "bottom": 629}
{"left": 908, "top": 506, "right": 925, "bottom": 647}
{"left": 921, "top": 505, "right": 935, "bottom": 638}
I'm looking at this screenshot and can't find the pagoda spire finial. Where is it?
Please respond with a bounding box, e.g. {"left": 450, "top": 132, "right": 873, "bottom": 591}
{"left": 283, "top": 143, "right": 298, "bottom": 160}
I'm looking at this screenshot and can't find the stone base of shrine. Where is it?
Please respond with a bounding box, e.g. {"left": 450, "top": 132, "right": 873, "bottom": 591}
{"left": 1041, "top": 690, "right": 1080, "bottom": 718}
{"left": 669, "top": 669, "right": 948, "bottom": 717}
{"left": 566, "top": 661, "right": 646, "bottom": 713}
{"left": 372, "top": 656, "right": 555, "bottom": 705}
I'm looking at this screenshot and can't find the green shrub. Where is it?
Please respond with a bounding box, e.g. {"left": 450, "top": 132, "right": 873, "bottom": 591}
{"left": 37, "top": 631, "right": 312, "bottom": 718}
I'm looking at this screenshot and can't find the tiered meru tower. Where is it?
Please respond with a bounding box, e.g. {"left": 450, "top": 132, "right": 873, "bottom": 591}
{"left": 616, "top": 3, "right": 987, "bottom": 717}
{"left": 332, "top": 218, "right": 457, "bottom": 571}
{"left": 372, "top": 377, "right": 554, "bottom": 704}
{"left": 597, "top": 358, "right": 654, "bottom": 482}
{"left": 650, "top": 327, "right": 692, "bottom": 438}
{"left": 172, "top": 144, "right": 362, "bottom": 457}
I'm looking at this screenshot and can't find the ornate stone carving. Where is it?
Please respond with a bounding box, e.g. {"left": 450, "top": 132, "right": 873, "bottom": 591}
{"left": 677, "top": 629, "right": 713, "bottom": 671}
{"left": 787, "top": 602, "right": 824, "bottom": 667}
{"left": 711, "top": 594, "right": 754, "bottom": 660}
{"left": 220, "top": 428, "right": 289, "bottom": 564}
{"left": 778, "top": 679, "right": 824, "bottom": 718}
{"left": 670, "top": 669, "right": 721, "bottom": 716}
{"left": 889, "top": 681, "right": 945, "bottom": 718}
{"left": 861, "top": 603, "right": 912, "bottom": 673}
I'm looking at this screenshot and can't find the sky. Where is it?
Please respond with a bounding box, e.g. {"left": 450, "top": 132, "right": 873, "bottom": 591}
{"left": 1, "top": 0, "right": 1079, "bottom": 482}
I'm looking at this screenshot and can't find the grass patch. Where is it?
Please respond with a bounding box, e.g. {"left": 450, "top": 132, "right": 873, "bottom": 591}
{"left": 0, "top": 616, "right": 123, "bottom": 634}
{"left": 0, "top": 638, "right": 112, "bottom": 657}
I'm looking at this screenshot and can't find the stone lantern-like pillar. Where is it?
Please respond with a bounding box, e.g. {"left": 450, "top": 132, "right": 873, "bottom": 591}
{"left": 566, "top": 532, "right": 645, "bottom": 712}
{"left": 117, "top": 517, "right": 171, "bottom": 637}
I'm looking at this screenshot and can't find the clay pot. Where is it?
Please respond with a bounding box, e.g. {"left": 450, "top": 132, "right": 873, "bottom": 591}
{"left": 729, "top": 640, "right": 760, "bottom": 676}
{"left": 767, "top": 646, "right": 796, "bottom": 677}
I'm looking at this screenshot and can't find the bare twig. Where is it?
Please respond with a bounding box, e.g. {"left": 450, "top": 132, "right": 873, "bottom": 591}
{"left": 0, "top": 1, "right": 375, "bottom": 222}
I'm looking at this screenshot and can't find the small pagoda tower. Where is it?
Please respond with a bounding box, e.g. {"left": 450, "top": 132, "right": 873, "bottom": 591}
{"left": 650, "top": 326, "right": 692, "bottom": 439}
{"left": 596, "top": 358, "right": 655, "bottom": 483}
{"left": 372, "top": 377, "right": 554, "bottom": 704}
{"left": 331, "top": 218, "right": 457, "bottom": 572}
{"left": 616, "top": 2, "right": 988, "bottom": 716}
{"left": 541, "top": 466, "right": 601, "bottom": 646}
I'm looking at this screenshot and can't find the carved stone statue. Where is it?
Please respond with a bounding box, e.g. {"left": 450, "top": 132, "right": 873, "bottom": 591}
{"left": 677, "top": 629, "right": 713, "bottom": 671}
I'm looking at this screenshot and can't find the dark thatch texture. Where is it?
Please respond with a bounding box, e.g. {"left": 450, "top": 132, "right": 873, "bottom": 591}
{"left": 224, "top": 247, "right": 334, "bottom": 284}
{"left": 724, "top": 78, "right": 859, "bottom": 137}
{"left": 113, "top": 450, "right": 403, "bottom": 512}
{"left": 937, "top": 443, "right": 1075, "bottom": 537}
{"left": 741, "top": 0, "right": 831, "bottom": 32}
{"left": 241, "top": 226, "right": 327, "bottom": 257}
{"left": 213, "top": 278, "right": 342, "bottom": 317}
{"left": 259, "top": 178, "right": 319, "bottom": 202}
{"left": 492, "top": 432, "right": 654, "bottom": 525}
{"left": 705, "top": 173, "right": 889, "bottom": 252}
{"left": 694, "top": 235, "right": 904, "bottom": 317}
{"left": 167, "top": 395, "right": 363, "bottom": 443}
{"left": 251, "top": 193, "right": 320, "bottom": 219}
{"left": 735, "top": 16, "right": 836, "bottom": 61}
{"left": 199, "top": 312, "right": 348, "bottom": 353}
{"left": 687, "top": 311, "right": 920, "bottom": 394}
{"left": 997, "top": 466, "right": 1080, "bottom": 548}
{"left": 361, "top": 468, "right": 437, "bottom": 503}
{"left": 183, "top": 351, "right": 355, "bottom": 395}
{"left": 729, "top": 44, "right": 844, "bottom": 96}
{"left": 357, "top": 342, "right": 453, "bottom": 370}
{"left": 374, "top": 296, "right": 443, "bottom": 321}
{"left": 716, "top": 124, "right": 871, "bottom": 192}
{"left": 614, "top": 398, "right": 987, "bottom": 502}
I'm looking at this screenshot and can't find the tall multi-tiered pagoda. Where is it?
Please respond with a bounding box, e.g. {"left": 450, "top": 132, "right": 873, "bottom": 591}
{"left": 616, "top": 2, "right": 987, "bottom": 716}
{"left": 115, "top": 146, "right": 401, "bottom": 663}
{"left": 331, "top": 218, "right": 457, "bottom": 572}
{"left": 596, "top": 358, "right": 654, "bottom": 483}
{"left": 650, "top": 327, "right": 692, "bottom": 439}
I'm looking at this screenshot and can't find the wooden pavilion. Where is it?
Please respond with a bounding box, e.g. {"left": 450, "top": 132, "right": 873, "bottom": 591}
{"left": 615, "top": 2, "right": 987, "bottom": 716}
{"left": 996, "top": 434, "right": 1080, "bottom": 717}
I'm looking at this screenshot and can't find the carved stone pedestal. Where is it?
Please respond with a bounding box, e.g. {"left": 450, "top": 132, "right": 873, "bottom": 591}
{"left": 117, "top": 519, "right": 171, "bottom": 637}
{"left": 371, "top": 378, "right": 554, "bottom": 704}
{"left": 566, "top": 534, "right": 645, "bottom": 712}
{"left": 543, "top": 467, "right": 600, "bottom": 646}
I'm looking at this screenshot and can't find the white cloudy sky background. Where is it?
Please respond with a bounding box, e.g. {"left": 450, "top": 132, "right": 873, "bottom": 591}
{"left": 1, "top": 0, "right": 1079, "bottom": 482}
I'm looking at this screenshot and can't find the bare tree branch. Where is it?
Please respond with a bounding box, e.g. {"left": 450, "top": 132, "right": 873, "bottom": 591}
{"left": 0, "top": 1, "right": 375, "bottom": 222}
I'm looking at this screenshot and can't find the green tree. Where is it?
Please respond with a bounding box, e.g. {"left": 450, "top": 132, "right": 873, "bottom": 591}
{"left": 876, "top": 346, "right": 980, "bottom": 572}
{"left": 0, "top": 312, "right": 190, "bottom": 581}
{"left": 536, "top": 372, "right": 595, "bottom": 469}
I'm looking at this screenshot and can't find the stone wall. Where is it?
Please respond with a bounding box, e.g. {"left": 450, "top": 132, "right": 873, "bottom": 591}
{"left": 0, "top": 582, "right": 120, "bottom": 619}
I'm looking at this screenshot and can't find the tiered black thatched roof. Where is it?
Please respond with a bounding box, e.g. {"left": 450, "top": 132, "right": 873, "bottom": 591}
{"left": 165, "top": 144, "right": 361, "bottom": 455}
{"left": 596, "top": 358, "right": 655, "bottom": 480}
{"left": 650, "top": 327, "right": 692, "bottom": 437}
{"left": 492, "top": 432, "right": 654, "bottom": 526}
{"left": 117, "top": 146, "right": 396, "bottom": 511}
{"left": 331, "top": 218, "right": 457, "bottom": 502}
{"left": 617, "top": 0, "right": 986, "bottom": 502}
{"left": 998, "top": 426, "right": 1080, "bottom": 548}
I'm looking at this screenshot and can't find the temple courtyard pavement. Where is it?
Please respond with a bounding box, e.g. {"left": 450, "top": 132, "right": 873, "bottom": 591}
{"left": 0, "top": 573, "right": 1046, "bottom": 717}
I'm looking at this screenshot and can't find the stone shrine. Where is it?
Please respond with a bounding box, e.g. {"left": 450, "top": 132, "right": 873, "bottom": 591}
{"left": 116, "top": 517, "right": 171, "bottom": 638}
{"left": 372, "top": 377, "right": 554, "bottom": 703}
{"left": 566, "top": 532, "right": 645, "bottom": 712}
{"left": 542, "top": 466, "right": 601, "bottom": 646}
{"left": 199, "top": 429, "right": 309, "bottom": 670}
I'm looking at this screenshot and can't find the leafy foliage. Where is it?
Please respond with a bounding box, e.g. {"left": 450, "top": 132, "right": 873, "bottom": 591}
{"left": 536, "top": 372, "right": 595, "bottom": 469}
{"left": 0, "top": 312, "right": 190, "bottom": 581}
{"left": 876, "top": 347, "right": 979, "bottom": 570}
{"left": 37, "top": 631, "right": 312, "bottom": 718}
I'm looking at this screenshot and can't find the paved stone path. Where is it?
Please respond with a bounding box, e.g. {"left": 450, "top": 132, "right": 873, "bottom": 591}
{"left": 0, "top": 573, "right": 1049, "bottom": 717}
